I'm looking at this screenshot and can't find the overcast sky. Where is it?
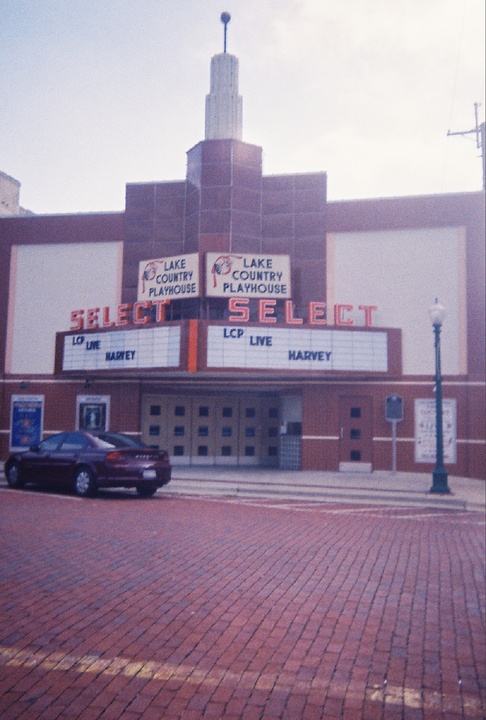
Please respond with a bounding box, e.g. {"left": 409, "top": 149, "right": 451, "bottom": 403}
{"left": 1, "top": 0, "right": 484, "bottom": 215}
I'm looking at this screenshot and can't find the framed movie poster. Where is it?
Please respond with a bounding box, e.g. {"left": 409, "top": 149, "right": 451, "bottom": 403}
{"left": 76, "top": 395, "right": 110, "bottom": 432}
{"left": 10, "top": 395, "right": 44, "bottom": 451}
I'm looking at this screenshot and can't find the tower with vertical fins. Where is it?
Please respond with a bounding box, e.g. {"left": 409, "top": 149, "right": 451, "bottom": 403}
{"left": 124, "top": 12, "right": 327, "bottom": 312}
{"left": 205, "top": 13, "right": 243, "bottom": 140}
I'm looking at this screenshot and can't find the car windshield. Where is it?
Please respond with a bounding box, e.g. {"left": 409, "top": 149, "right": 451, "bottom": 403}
{"left": 36, "top": 433, "right": 66, "bottom": 452}
{"left": 91, "top": 432, "right": 146, "bottom": 449}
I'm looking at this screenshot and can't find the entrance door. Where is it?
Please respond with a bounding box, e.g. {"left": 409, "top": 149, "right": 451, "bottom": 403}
{"left": 141, "top": 394, "right": 280, "bottom": 466}
{"left": 254, "top": 396, "right": 280, "bottom": 467}
{"left": 142, "top": 396, "right": 193, "bottom": 465}
{"left": 188, "top": 397, "right": 241, "bottom": 465}
{"left": 338, "top": 396, "right": 373, "bottom": 471}
{"left": 214, "top": 398, "right": 241, "bottom": 465}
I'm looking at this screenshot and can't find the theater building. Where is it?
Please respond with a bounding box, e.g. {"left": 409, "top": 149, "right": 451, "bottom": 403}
{"left": 0, "top": 42, "right": 484, "bottom": 479}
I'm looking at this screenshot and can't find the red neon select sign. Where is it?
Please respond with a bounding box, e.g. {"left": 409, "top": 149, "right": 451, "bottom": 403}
{"left": 69, "top": 299, "right": 378, "bottom": 331}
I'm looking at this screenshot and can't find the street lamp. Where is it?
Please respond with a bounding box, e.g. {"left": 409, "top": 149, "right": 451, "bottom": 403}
{"left": 429, "top": 299, "right": 451, "bottom": 494}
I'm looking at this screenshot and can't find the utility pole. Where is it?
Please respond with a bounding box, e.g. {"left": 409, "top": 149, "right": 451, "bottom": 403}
{"left": 447, "top": 103, "right": 485, "bottom": 190}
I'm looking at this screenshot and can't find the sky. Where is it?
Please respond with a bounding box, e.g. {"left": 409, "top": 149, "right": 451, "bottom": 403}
{"left": 1, "top": 0, "right": 484, "bottom": 215}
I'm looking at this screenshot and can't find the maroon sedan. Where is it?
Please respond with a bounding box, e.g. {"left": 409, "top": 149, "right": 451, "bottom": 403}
{"left": 5, "top": 431, "right": 171, "bottom": 498}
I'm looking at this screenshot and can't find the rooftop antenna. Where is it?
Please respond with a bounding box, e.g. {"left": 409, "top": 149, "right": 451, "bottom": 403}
{"left": 221, "top": 12, "right": 231, "bottom": 53}
{"left": 447, "top": 103, "right": 486, "bottom": 190}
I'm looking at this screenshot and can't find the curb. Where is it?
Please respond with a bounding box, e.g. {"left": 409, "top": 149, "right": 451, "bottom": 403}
{"left": 165, "top": 478, "right": 472, "bottom": 510}
{"left": 1, "top": 470, "right": 483, "bottom": 511}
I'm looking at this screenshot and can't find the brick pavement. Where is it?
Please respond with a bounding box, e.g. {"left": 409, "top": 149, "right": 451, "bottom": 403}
{"left": 0, "top": 487, "right": 484, "bottom": 720}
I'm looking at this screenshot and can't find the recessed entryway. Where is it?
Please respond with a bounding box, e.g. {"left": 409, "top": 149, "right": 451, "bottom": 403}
{"left": 142, "top": 394, "right": 280, "bottom": 466}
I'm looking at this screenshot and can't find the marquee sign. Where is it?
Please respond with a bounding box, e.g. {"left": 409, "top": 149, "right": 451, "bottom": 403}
{"left": 57, "top": 321, "right": 399, "bottom": 375}
{"left": 206, "top": 253, "right": 291, "bottom": 298}
{"left": 61, "top": 326, "right": 181, "bottom": 372}
{"left": 206, "top": 326, "right": 388, "bottom": 372}
{"left": 138, "top": 253, "right": 199, "bottom": 300}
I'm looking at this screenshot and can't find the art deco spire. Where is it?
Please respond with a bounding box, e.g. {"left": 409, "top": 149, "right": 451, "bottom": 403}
{"left": 205, "top": 13, "right": 243, "bottom": 140}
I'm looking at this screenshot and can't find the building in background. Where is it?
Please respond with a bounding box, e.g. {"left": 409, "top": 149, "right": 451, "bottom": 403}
{"left": 0, "top": 171, "right": 32, "bottom": 216}
{"left": 0, "top": 32, "right": 484, "bottom": 479}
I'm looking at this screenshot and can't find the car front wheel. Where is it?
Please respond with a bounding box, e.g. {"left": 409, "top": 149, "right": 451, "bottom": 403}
{"left": 74, "top": 467, "right": 97, "bottom": 497}
{"left": 6, "top": 461, "right": 25, "bottom": 489}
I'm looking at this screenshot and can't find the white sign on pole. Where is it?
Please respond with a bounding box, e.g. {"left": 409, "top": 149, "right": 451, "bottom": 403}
{"left": 138, "top": 254, "right": 199, "bottom": 300}
{"left": 206, "top": 253, "right": 291, "bottom": 298}
{"left": 414, "top": 398, "right": 457, "bottom": 464}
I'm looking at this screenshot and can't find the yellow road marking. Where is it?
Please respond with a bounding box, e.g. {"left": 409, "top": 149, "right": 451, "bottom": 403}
{"left": 0, "top": 645, "right": 483, "bottom": 714}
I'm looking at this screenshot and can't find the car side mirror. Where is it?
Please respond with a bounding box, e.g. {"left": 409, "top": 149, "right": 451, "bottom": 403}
{"left": 29, "top": 444, "right": 40, "bottom": 452}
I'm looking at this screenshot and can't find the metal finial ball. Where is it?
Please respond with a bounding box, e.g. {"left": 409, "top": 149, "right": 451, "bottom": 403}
{"left": 220, "top": 12, "right": 231, "bottom": 25}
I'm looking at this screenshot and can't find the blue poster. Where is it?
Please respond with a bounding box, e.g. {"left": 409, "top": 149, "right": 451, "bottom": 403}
{"left": 11, "top": 395, "right": 44, "bottom": 451}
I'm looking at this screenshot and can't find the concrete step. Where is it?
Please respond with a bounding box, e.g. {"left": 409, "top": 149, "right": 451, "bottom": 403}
{"left": 166, "top": 476, "right": 469, "bottom": 510}
{"left": 2, "top": 465, "right": 481, "bottom": 511}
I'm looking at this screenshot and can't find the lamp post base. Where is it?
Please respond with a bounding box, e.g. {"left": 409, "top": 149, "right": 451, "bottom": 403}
{"left": 430, "top": 468, "right": 451, "bottom": 494}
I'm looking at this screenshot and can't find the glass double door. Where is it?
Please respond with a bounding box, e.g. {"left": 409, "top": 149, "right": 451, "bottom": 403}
{"left": 142, "top": 394, "right": 280, "bottom": 466}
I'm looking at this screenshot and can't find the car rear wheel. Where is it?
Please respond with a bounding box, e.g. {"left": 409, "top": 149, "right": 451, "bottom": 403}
{"left": 6, "top": 461, "right": 25, "bottom": 489}
{"left": 74, "top": 467, "right": 97, "bottom": 497}
{"left": 137, "top": 486, "right": 157, "bottom": 498}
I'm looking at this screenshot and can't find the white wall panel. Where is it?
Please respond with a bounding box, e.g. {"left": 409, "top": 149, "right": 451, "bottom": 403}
{"left": 327, "top": 227, "right": 466, "bottom": 375}
{"left": 7, "top": 242, "right": 122, "bottom": 374}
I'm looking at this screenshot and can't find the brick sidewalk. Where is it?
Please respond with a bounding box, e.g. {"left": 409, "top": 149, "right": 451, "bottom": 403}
{"left": 0, "top": 488, "right": 484, "bottom": 719}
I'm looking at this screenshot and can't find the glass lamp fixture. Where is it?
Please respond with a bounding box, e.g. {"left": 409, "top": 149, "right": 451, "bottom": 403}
{"left": 429, "top": 299, "right": 445, "bottom": 326}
